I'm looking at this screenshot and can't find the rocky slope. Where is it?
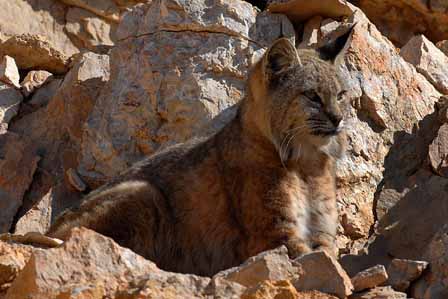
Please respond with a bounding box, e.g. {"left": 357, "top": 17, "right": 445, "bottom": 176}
{"left": 1, "top": 0, "right": 448, "bottom": 298}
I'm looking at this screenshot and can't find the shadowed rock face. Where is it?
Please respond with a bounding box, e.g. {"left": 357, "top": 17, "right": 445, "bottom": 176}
{"left": 350, "top": 0, "right": 448, "bottom": 46}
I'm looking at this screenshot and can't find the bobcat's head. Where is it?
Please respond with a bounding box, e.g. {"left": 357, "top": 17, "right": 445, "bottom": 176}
{"left": 246, "top": 32, "right": 351, "bottom": 163}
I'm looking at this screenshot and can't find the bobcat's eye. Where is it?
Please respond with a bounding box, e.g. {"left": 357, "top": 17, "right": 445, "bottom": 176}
{"left": 337, "top": 90, "right": 348, "bottom": 102}
{"left": 303, "top": 90, "right": 322, "bottom": 105}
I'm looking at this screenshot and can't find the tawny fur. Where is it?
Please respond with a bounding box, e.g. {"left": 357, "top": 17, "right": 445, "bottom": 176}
{"left": 47, "top": 37, "right": 349, "bottom": 276}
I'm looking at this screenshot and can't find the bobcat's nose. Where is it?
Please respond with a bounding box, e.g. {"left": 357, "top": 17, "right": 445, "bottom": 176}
{"left": 328, "top": 113, "right": 342, "bottom": 128}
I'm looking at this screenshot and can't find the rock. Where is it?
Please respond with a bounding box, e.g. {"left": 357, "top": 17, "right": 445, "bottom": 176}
{"left": 350, "top": 286, "right": 407, "bottom": 299}
{"left": 299, "top": 16, "right": 323, "bottom": 48}
{"left": 60, "top": 0, "right": 121, "bottom": 22}
{"left": 0, "top": 34, "right": 69, "bottom": 74}
{"left": 293, "top": 251, "right": 353, "bottom": 298}
{"left": 387, "top": 258, "right": 428, "bottom": 292}
{"left": 214, "top": 246, "right": 297, "bottom": 288}
{"left": 341, "top": 208, "right": 370, "bottom": 240}
{"left": 65, "top": 7, "right": 116, "bottom": 52}
{"left": 351, "top": 265, "right": 388, "bottom": 292}
{"left": 20, "top": 71, "right": 53, "bottom": 98}
{"left": 14, "top": 189, "right": 53, "bottom": 235}
{"left": 334, "top": 11, "right": 438, "bottom": 249}
{"left": 4, "top": 227, "right": 161, "bottom": 298}
{"left": 26, "top": 78, "right": 62, "bottom": 111}
{"left": 436, "top": 40, "right": 448, "bottom": 57}
{"left": 78, "top": 0, "right": 295, "bottom": 186}
{"left": 401, "top": 35, "right": 448, "bottom": 95}
{"left": 267, "top": 0, "right": 355, "bottom": 22}
{"left": 428, "top": 123, "right": 448, "bottom": 178}
{"left": 0, "top": 132, "right": 40, "bottom": 233}
{"left": 0, "top": 241, "right": 32, "bottom": 295}
{"left": 410, "top": 225, "right": 448, "bottom": 299}
{"left": 51, "top": 285, "right": 105, "bottom": 299}
{"left": 241, "top": 280, "right": 337, "bottom": 299}
{"left": 114, "top": 276, "right": 213, "bottom": 299}
{"left": 9, "top": 51, "right": 109, "bottom": 231}
{"left": 353, "top": 0, "right": 448, "bottom": 46}
{"left": 204, "top": 278, "right": 247, "bottom": 299}
{"left": 320, "top": 19, "right": 341, "bottom": 38}
{"left": 0, "top": 56, "right": 19, "bottom": 89}
{"left": 0, "top": 83, "right": 23, "bottom": 125}
{"left": 0, "top": 0, "right": 78, "bottom": 65}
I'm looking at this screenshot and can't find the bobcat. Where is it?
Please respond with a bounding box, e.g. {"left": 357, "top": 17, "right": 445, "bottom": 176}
{"left": 24, "top": 35, "right": 349, "bottom": 276}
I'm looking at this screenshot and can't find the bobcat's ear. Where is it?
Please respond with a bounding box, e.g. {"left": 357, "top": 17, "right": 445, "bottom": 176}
{"left": 316, "top": 24, "right": 355, "bottom": 62}
{"left": 263, "top": 38, "right": 301, "bottom": 77}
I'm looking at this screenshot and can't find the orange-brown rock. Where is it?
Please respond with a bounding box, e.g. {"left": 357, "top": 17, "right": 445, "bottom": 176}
{"left": 215, "top": 246, "right": 297, "bottom": 288}
{"left": 0, "top": 132, "right": 40, "bottom": 233}
{"left": 351, "top": 265, "right": 388, "bottom": 292}
{"left": 353, "top": 0, "right": 448, "bottom": 46}
{"left": 293, "top": 251, "right": 353, "bottom": 298}
{"left": 5, "top": 228, "right": 159, "bottom": 298}
{"left": 242, "top": 280, "right": 338, "bottom": 299}
{"left": 0, "top": 241, "right": 32, "bottom": 296}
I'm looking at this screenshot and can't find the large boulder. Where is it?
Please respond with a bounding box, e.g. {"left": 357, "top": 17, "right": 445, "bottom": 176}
{"left": 0, "top": 241, "right": 32, "bottom": 297}
{"left": 0, "top": 133, "right": 40, "bottom": 233}
{"left": 7, "top": 52, "right": 110, "bottom": 234}
{"left": 411, "top": 224, "right": 448, "bottom": 299}
{"left": 351, "top": 0, "right": 448, "bottom": 46}
{"left": 0, "top": 0, "right": 78, "bottom": 68}
{"left": 401, "top": 35, "right": 448, "bottom": 95}
{"left": 4, "top": 227, "right": 162, "bottom": 298}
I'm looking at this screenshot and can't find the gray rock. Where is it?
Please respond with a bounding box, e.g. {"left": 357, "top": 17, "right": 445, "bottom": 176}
{"left": 0, "top": 83, "right": 22, "bottom": 125}
{"left": 0, "top": 133, "right": 40, "bottom": 233}
{"left": 293, "top": 251, "right": 353, "bottom": 298}
{"left": 401, "top": 35, "right": 448, "bottom": 95}
{"left": 387, "top": 258, "right": 428, "bottom": 292}
{"left": 214, "top": 246, "right": 297, "bottom": 288}
{"left": 0, "top": 56, "right": 20, "bottom": 88}
{"left": 350, "top": 286, "right": 407, "bottom": 299}
{"left": 411, "top": 225, "right": 448, "bottom": 299}
{"left": 351, "top": 265, "right": 388, "bottom": 292}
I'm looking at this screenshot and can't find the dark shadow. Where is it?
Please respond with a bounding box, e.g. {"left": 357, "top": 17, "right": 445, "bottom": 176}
{"left": 244, "top": 0, "right": 268, "bottom": 10}
{"left": 341, "top": 105, "right": 448, "bottom": 276}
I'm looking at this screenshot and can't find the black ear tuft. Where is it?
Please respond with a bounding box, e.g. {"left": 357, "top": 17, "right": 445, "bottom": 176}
{"left": 264, "top": 38, "right": 300, "bottom": 76}
{"left": 317, "top": 23, "right": 355, "bottom": 62}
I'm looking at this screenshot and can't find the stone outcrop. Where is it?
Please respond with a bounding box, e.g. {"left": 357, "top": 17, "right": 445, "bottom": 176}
{"left": 351, "top": 265, "right": 388, "bottom": 292}
{"left": 3, "top": 52, "right": 110, "bottom": 234}
{"left": 351, "top": 0, "right": 448, "bottom": 46}
{"left": 387, "top": 258, "right": 428, "bottom": 292}
{"left": 293, "top": 251, "right": 353, "bottom": 298}
{"left": 0, "top": 133, "right": 40, "bottom": 232}
{"left": 350, "top": 286, "right": 407, "bottom": 299}
{"left": 411, "top": 224, "right": 448, "bottom": 299}
{"left": 0, "top": 83, "right": 22, "bottom": 126}
{"left": 0, "top": 56, "right": 20, "bottom": 89}
{"left": 5, "top": 227, "right": 160, "bottom": 298}
{"left": 215, "top": 246, "right": 297, "bottom": 288}
{"left": 401, "top": 35, "right": 448, "bottom": 94}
